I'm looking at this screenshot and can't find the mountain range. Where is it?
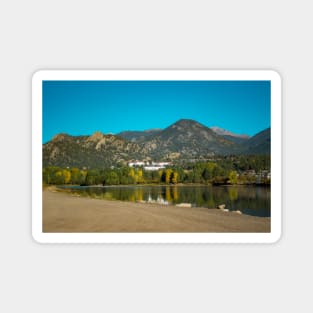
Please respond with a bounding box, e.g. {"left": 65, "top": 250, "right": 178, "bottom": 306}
{"left": 43, "top": 119, "right": 270, "bottom": 168}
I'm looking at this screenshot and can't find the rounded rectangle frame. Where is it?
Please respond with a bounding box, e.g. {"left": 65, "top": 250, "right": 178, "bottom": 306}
{"left": 32, "top": 70, "right": 281, "bottom": 243}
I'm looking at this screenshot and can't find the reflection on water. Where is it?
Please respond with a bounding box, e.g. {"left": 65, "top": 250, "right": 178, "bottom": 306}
{"left": 59, "top": 185, "right": 270, "bottom": 217}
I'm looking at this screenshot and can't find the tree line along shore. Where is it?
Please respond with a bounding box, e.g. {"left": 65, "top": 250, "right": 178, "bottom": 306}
{"left": 43, "top": 155, "right": 270, "bottom": 186}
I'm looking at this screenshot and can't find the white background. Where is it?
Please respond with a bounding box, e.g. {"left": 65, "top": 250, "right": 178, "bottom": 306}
{"left": 0, "top": 0, "right": 310, "bottom": 312}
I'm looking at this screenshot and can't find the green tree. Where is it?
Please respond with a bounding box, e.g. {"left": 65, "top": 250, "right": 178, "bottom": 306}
{"left": 202, "top": 168, "right": 211, "bottom": 181}
{"left": 192, "top": 171, "right": 202, "bottom": 183}
{"left": 105, "top": 171, "right": 120, "bottom": 185}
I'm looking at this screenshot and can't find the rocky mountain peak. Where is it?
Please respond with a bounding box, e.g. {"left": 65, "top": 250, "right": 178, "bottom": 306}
{"left": 210, "top": 126, "right": 250, "bottom": 139}
{"left": 87, "top": 131, "right": 105, "bottom": 142}
{"left": 51, "top": 133, "right": 71, "bottom": 142}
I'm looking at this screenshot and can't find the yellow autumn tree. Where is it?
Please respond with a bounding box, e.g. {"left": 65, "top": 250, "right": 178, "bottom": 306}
{"left": 128, "top": 168, "right": 136, "bottom": 184}
{"left": 171, "top": 171, "right": 178, "bottom": 184}
{"left": 137, "top": 169, "right": 144, "bottom": 184}
{"left": 165, "top": 169, "right": 172, "bottom": 184}
{"left": 71, "top": 168, "right": 80, "bottom": 184}
{"left": 63, "top": 169, "right": 71, "bottom": 184}
{"left": 54, "top": 170, "right": 64, "bottom": 184}
{"left": 228, "top": 170, "right": 238, "bottom": 185}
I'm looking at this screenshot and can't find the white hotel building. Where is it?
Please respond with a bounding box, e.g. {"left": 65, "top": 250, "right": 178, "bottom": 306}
{"left": 128, "top": 161, "right": 171, "bottom": 171}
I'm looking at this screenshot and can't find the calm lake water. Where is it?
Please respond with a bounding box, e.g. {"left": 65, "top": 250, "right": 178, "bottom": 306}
{"left": 59, "top": 185, "right": 271, "bottom": 217}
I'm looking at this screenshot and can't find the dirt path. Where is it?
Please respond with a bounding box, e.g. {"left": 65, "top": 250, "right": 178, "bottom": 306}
{"left": 43, "top": 189, "right": 270, "bottom": 233}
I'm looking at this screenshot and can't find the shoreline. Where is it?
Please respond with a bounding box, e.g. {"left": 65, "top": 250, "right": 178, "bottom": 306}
{"left": 54, "top": 185, "right": 269, "bottom": 218}
{"left": 55, "top": 182, "right": 270, "bottom": 188}
{"left": 43, "top": 188, "right": 270, "bottom": 233}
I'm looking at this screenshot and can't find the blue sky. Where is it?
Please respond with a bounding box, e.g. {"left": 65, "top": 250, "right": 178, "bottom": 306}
{"left": 43, "top": 80, "right": 270, "bottom": 143}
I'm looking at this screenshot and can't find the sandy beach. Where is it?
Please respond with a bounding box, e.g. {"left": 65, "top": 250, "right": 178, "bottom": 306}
{"left": 42, "top": 188, "right": 270, "bottom": 233}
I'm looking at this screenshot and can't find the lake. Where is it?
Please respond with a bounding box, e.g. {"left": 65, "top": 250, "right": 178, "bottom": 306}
{"left": 58, "top": 185, "right": 271, "bottom": 217}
